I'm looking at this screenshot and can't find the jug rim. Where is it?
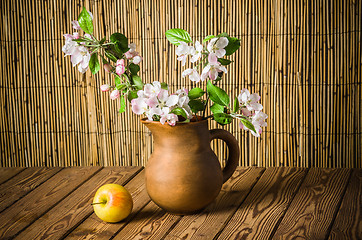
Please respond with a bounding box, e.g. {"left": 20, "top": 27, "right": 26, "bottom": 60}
{"left": 140, "top": 116, "right": 207, "bottom": 126}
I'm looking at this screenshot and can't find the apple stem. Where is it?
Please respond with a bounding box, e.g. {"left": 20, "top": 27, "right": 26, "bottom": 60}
{"left": 91, "top": 202, "right": 106, "bottom": 205}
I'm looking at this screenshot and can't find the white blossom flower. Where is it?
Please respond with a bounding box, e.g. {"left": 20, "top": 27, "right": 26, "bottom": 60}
{"left": 201, "top": 53, "right": 227, "bottom": 81}
{"left": 175, "top": 88, "right": 192, "bottom": 118}
{"left": 182, "top": 68, "right": 201, "bottom": 83}
{"left": 62, "top": 33, "right": 79, "bottom": 56}
{"left": 238, "top": 89, "right": 263, "bottom": 111}
{"left": 176, "top": 42, "right": 191, "bottom": 56}
{"left": 158, "top": 89, "right": 179, "bottom": 108}
{"left": 70, "top": 45, "right": 91, "bottom": 73}
{"left": 131, "top": 82, "right": 191, "bottom": 125}
{"left": 207, "top": 37, "right": 229, "bottom": 58}
{"left": 131, "top": 97, "right": 148, "bottom": 115}
{"left": 190, "top": 41, "right": 203, "bottom": 63}
{"left": 160, "top": 112, "right": 178, "bottom": 126}
{"left": 143, "top": 81, "right": 162, "bottom": 97}
{"left": 239, "top": 111, "right": 268, "bottom": 137}
{"left": 175, "top": 42, "right": 192, "bottom": 66}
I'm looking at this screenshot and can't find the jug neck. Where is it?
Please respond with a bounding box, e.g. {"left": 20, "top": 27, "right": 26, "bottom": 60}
{"left": 141, "top": 119, "right": 211, "bottom": 148}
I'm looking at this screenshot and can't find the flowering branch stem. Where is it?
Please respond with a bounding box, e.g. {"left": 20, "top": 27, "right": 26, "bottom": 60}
{"left": 196, "top": 54, "right": 208, "bottom": 71}
{"left": 202, "top": 93, "right": 210, "bottom": 119}
{"left": 100, "top": 42, "right": 116, "bottom": 46}
{"left": 204, "top": 114, "right": 213, "bottom": 120}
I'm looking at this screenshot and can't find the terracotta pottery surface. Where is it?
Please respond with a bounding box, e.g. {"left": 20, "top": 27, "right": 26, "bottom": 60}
{"left": 142, "top": 118, "right": 240, "bottom": 215}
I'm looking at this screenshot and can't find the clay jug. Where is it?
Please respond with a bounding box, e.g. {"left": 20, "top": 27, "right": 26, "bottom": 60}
{"left": 142, "top": 118, "right": 240, "bottom": 215}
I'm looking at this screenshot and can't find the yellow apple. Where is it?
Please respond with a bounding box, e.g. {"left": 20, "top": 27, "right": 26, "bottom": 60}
{"left": 92, "top": 183, "right": 133, "bottom": 223}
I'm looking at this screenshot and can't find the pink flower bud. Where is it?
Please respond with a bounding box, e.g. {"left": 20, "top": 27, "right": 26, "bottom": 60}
{"left": 100, "top": 84, "right": 111, "bottom": 92}
{"left": 133, "top": 56, "right": 143, "bottom": 65}
{"left": 103, "top": 64, "right": 112, "bottom": 73}
{"left": 110, "top": 90, "right": 121, "bottom": 100}
{"left": 124, "top": 51, "right": 133, "bottom": 60}
{"left": 116, "top": 59, "right": 125, "bottom": 75}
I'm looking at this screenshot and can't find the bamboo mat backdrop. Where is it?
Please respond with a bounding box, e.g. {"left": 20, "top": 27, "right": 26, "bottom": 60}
{"left": 0, "top": 0, "right": 361, "bottom": 167}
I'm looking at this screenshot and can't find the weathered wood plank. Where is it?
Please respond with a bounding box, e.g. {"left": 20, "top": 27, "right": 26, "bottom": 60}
{"left": 328, "top": 169, "right": 362, "bottom": 240}
{"left": 217, "top": 167, "right": 307, "bottom": 239}
{"left": 164, "top": 167, "right": 265, "bottom": 240}
{"left": 0, "top": 167, "right": 101, "bottom": 239}
{"left": 14, "top": 167, "right": 141, "bottom": 240}
{"left": 66, "top": 170, "right": 151, "bottom": 240}
{"left": 0, "top": 167, "right": 61, "bottom": 212}
{"left": 113, "top": 201, "right": 181, "bottom": 240}
{"left": 273, "top": 168, "right": 351, "bottom": 239}
{"left": 0, "top": 168, "right": 25, "bottom": 185}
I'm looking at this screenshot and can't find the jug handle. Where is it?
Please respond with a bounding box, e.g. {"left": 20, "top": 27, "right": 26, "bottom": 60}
{"left": 210, "top": 129, "right": 240, "bottom": 183}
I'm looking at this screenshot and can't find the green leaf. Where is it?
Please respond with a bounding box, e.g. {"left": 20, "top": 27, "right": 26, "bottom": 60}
{"left": 119, "top": 96, "right": 126, "bottom": 113}
{"left": 165, "top": 28, "right": 192, "bottom": 45}
{"left": 217, "top": 32, "right": 229, "bottom": 38}
{"left": 189, "top": 99, "right": 205, "bottom": 113}
{"left": 206, "top": 80, "right": 230, "bottom": 107}
{"left": 233, "top": 97, "right": 240, "bottom": 113}
{"left": 89, "top": 53, "right": 100, "bottom": 74}
{"left": 127, "top": 90, "right": 139, "bottom": 102}
{"left": 170, "top": 107, "right": 187, "bottom": 119}
{"left": 78, "top": 7, "right": 93, "bottom": 34}
{"left": 128, "top": 63, "right": 140, "bottom": 75}
{"left": 210, "top": 103, "right": 224, "bottom": 114}
{"left": 153, "top": 115, "right": 161, "bottom": 121}
{"left": 110, "top": 33, "right": 129, "bottom": 53}
{"left": 213, "top": 113, "right": 233, "bottom": 125}
{"left": 217, "top": 58, "right": 232, "bottom": 66}
{"left": 225, "top": 37, "right": 241, "bottom": 56}
{"left": 188, "top": 87, "right": 205, "bottom": 99}
{"left": 132, "top": 75, "right": 143, "bottom": 90}
{"left": 215, "top": 33, "right": 240, "bottom": 56}
{"left": 99, "top": 37, "right": 106, "bottom": 45}
{"left": 106, "top": 45, "right": 123, "bottom": 58}
{"left": 214, "top": 76, "right": 222, "bottom": 82}
{"left": 240, "top": 118, "right": 257, "bottom": 133}
{"left": 105, "top": 51, "right": 117, "bottom": 62}
{"left": 203, "top": 35, "right": 215, "bottom": 43}
{"left": 114, "top": 75, "right": 127, "bottom": 91}
{"left": 161, "top": 82, "right": 168, "bottom": 90}
{"left": 115, "top": 75, "right": 121, "bottom": 86}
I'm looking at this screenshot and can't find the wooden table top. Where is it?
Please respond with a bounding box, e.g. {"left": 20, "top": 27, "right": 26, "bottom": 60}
{"left": 0, "top": 167, "right": 360, "bottom": 239}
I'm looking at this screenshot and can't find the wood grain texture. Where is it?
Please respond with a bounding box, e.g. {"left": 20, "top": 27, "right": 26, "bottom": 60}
{"left": 164, "top": 167, "right": 265, "bottom": 240}
{"left": 0, "top": 166, "right": 359, "bottom": 239}
{"left": 273, "top": 168, "right": 351, "bottom": 239}
{"left": 328, "top": 169, "right": 362, "bottom": 240}
{"left": 217, "top": 167, "right": 307, "bottom": 239}
{"left": 66, "top": 170, "right": 151, "bottom": 240}
{"left": 0, "top": 167, "right": 101, "bottom": 239}
{"left": 113, "top": 201, "right": 181, "bottom": 240}
{"left": 0, "top": 167, "right": 61, "bottom": 212}
{"left": 0, "top": 168, "right": 25, "bottom": 185}
{"left": 14, "top": 166, "right": 141, "bottom": 240}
